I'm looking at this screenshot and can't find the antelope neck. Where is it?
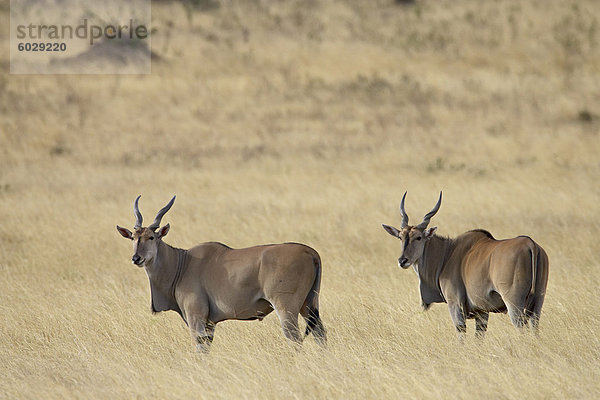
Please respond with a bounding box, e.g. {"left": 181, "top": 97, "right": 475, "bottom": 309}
{"left": 146, "top": 241, "right": 188, "bottom": 305}
{"left": 418, "top": 235, "right": 453, "bottom": 303}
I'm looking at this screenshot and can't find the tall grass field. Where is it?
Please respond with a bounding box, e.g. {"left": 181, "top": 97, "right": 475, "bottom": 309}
{"left": 1, "top": 0, "right": 599, "bottom": 398}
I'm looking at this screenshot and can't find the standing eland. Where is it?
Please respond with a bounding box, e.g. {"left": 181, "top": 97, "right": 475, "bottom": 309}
{"left": 116, "top": 196, "right": 326, "bottom": 352}
{"left": 382, "top": 192, "right": 549, "bottom": 338}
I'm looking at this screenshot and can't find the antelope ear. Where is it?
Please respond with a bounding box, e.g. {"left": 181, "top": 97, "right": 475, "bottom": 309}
{"left": 382, "top": 224, "right": 401, "bottom": 238}
{"left": 425, "top": 226, "right": 437, "bottom": 239}
{"left": 117, "top": 225, "right": 133, "bottom": 240}
{"left": 157, "top": 223, "right": 170, "bottom": 239}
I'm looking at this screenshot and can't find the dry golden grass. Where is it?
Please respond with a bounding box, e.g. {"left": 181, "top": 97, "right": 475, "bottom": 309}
{"left": 1, "top": 0, "right": 600, "bottom": 398}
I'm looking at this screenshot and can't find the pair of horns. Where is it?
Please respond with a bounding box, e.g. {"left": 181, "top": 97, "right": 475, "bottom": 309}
{"left": 134, "top": 195, "right": 176, "bottom": 230}
{"left": 399, "top": 191, "right": 442, "bottom": 229}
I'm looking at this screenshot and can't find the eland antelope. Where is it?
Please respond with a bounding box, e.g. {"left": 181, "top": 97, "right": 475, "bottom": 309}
{"left": 382, "top": 192, "right": 549, "bottom": 338}
{"left": 117, "top": 196, "right": 326, "bottom": 352}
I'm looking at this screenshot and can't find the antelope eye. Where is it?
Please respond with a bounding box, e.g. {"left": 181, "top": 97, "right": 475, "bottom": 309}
{"left": 148, "top": 236, "right": 154, "bottom": 240}
{"left": 415, "top": 237, "right": 422, "bottom": 241}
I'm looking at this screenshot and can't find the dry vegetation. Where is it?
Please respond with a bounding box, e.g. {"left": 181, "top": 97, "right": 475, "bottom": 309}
{"left": 1, "top": 0, "right": 600, "bottom": 398}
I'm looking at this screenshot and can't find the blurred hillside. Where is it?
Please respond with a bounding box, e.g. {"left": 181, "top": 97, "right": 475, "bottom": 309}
{"left": 1, "top": 0, "right": 598, "bottom": 171}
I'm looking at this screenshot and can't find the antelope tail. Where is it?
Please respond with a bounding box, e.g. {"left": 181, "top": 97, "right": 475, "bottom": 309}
{"left": 304, "top": 255, "right": 322, "bottom": 336}
{"left": 526, "top": 244, "right": 549, "bottom": 328}
{"left": 303, "top": 254, "right": 327, "bottom": 346}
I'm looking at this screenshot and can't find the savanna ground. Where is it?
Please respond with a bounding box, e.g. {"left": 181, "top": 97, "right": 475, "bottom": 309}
{"left": 1, "top": 0, "right": 600, "bottom": 398}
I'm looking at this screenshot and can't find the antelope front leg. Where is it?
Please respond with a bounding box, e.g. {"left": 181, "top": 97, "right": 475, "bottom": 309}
{"left": 189, "top": 316, "right": 215, "bottom": 353}
{"left": 448, "top": 302, "right": 466, "bottom": 342}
